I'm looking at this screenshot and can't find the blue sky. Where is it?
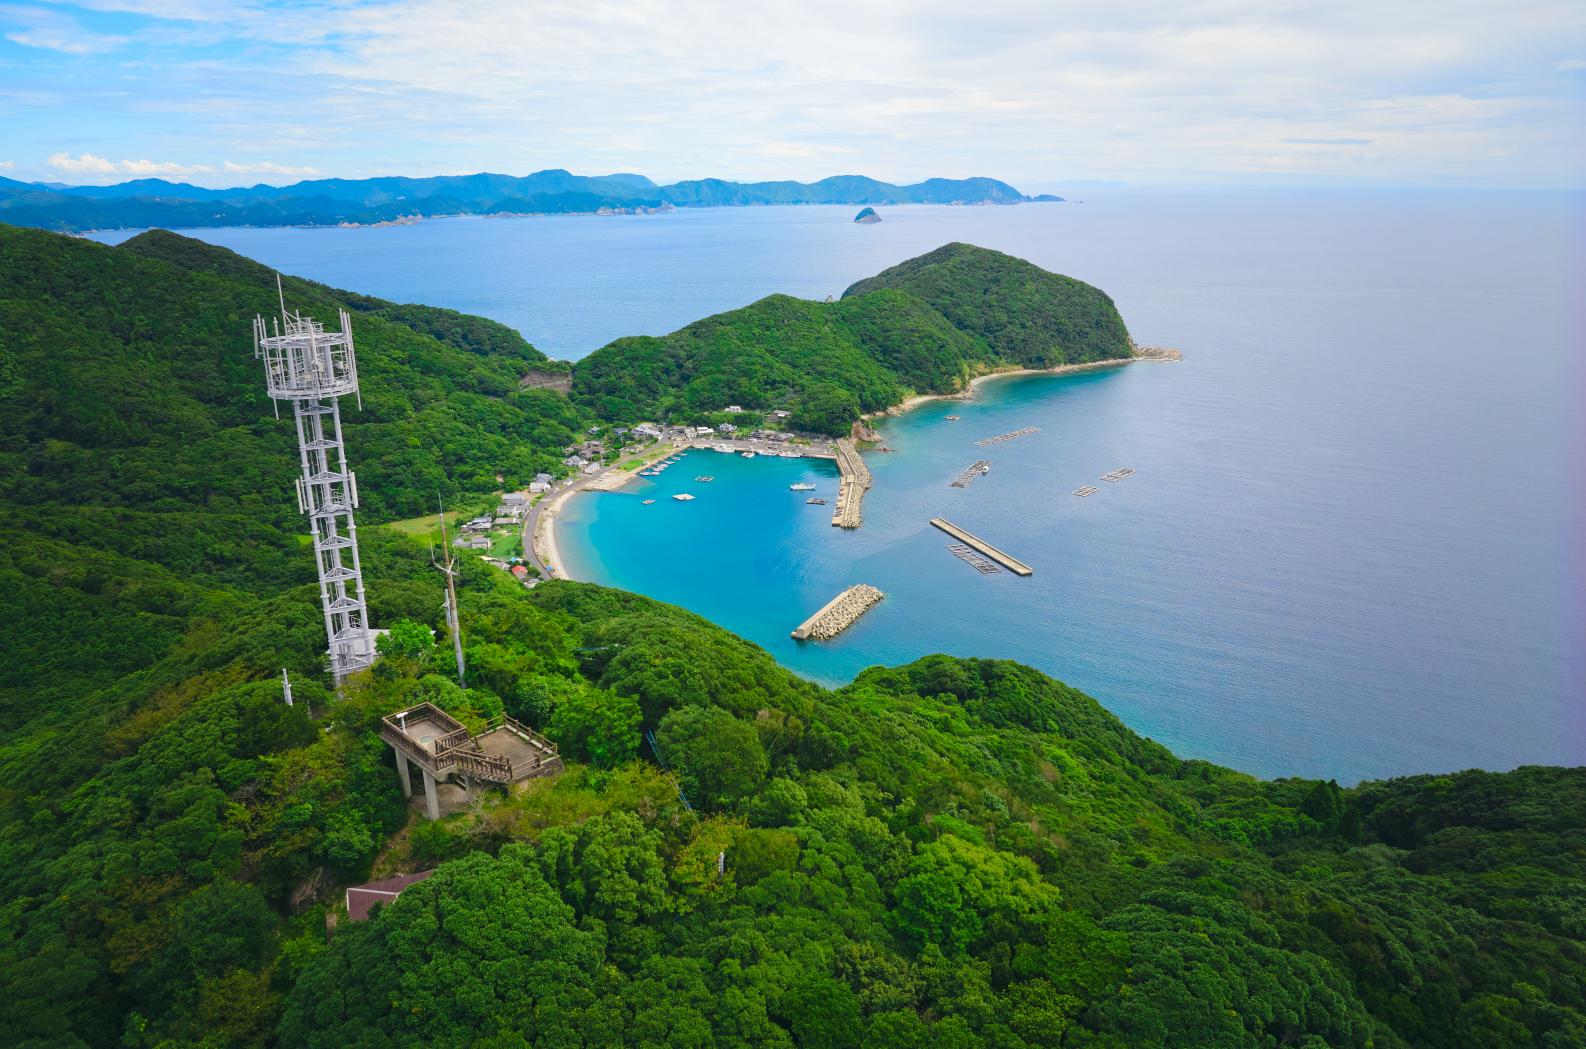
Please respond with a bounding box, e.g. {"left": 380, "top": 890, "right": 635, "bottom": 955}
{"left": 2, "top": 0, "right": 1582, "bottom": 190}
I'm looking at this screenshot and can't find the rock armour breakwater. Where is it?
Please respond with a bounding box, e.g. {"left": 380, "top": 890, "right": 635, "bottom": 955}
{"left": 791, "top": 584, "right": 884, "bottom": 640}
{"left": 831, "top": 439, "right": 872, "bottom": 528}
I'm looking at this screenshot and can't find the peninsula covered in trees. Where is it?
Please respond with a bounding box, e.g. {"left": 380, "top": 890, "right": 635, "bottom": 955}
{"left": 0, "top": 225, "right": 1582, "bottom": 1048}
{"left": 0, "top": 170, "right": 1061, "bottom": 233}
{"left": 572, "top": 243, "right": 1136, "bottom": 434}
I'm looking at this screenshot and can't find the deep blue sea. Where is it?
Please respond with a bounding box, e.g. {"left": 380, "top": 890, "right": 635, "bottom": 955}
{"left": 94, "top": 191, "right": 1586, "bottom": 782}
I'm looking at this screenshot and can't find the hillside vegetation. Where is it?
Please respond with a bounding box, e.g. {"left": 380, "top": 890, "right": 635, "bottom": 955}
{"left": 0, "top": 226, "right": 1581, "bottom": 1049}
{"left": 572, "top": 243, "right": 1134, "bottom": 433}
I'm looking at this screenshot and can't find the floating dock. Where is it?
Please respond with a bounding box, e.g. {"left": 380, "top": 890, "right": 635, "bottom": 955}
{"left": 929, "top": 518, "right": 1032, "bottom": 576}
{"left": 975, "top": 426, "right": 1040, "bottom": 448}
{"left": 831, "top": 438, "right": 872, "bottom": 529}
{"left": 947, "top": 544, "right": 1001, "bottom": 574}
{"left": 791, "top": 584, "right": 884, "bottom": 640}
{"left": 1072, "top": 485, "right": 1100, "bottom": 497}
{"left": 950, "top": 460, "right": 993, "bottom": 488}
{"left": 1100, "top": 467, "right": 1135, "bottom": 482}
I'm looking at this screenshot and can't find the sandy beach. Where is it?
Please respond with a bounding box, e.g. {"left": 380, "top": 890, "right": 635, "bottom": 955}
{"left": 872, "top": 357, "right": 1138, "bottom": 419}
{"left": 531, "top": 443, "right": 686, "bottom": 581}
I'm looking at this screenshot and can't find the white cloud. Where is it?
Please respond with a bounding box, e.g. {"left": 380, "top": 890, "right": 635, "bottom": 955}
{"left": 1, "top": 4, "right": 128, "bottom": 54}
{"left": 0, "top": 160, "right": 15, "bottom": 169}
{"left": 8, "top": 0, "right": 1586, "bottom": 187}
{"left": 47, "top": 151, "right": 214, "bottom": 178}
{"left": 42, "top": 152, "right": 323, "bottom": 183}
{"left": 222, "top": 160, "right": 323, "bottom": 176}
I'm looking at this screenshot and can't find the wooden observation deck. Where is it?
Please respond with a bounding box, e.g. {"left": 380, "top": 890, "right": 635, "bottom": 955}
{"left": 379, "top": 702, "right": 563, "bottom": 818}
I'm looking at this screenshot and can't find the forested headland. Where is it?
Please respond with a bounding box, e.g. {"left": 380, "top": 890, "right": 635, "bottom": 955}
{"left": 0, "top": 225, "right": 1582, "bottom": 1049}
{"left": 571, "top": 243, "right": 1135, "bottom": 434}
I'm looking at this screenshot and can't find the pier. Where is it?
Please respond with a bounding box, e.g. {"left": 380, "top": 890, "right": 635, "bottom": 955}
{"left": 975, "top": 426, "right": 1039, "bottom": 448}
{"left": 791, "top": 584, "right": 884, "bottom": 640}
{"left": 831, "top": 438, "right": 872, "bottom": 529}
{"left": 929, "top": 518, "right": 1032, "bottom": 576}
{"left": 950, "top": 460, "right": 992, "bottom": 488}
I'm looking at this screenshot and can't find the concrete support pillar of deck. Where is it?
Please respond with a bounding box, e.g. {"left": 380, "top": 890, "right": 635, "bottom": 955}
{"left": 421, "top": 769, "right": 440, "bottom": 821}
{"left": 392, "top": 746, "right": 413, "bottom": 798}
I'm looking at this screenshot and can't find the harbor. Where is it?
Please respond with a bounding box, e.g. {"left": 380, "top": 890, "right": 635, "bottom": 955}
{"left": 791, "top": 584, "right": 884, "bottom": 640}
{"left": 929, "top": 517, "right": 1033, "bottom": 576}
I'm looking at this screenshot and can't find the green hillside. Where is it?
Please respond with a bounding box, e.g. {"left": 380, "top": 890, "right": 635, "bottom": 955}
{"left": 571, "top": 244, "right": 1133, "bottom": 434}
{"left": 0, "top": 226, "right": 1582, "bottom": 1049}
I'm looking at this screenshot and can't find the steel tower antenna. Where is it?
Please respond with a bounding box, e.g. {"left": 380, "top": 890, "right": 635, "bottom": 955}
{"left": 254, "top": 301, "right": 375, "bottom": 685}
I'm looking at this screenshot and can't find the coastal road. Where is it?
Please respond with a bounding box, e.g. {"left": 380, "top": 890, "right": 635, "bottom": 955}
{"left": 521, "top": 472, "right": 602, "bottom": 578}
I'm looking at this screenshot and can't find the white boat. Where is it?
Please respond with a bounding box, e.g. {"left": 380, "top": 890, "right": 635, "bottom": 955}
{"left": 741, "top": 451, "right": 756, "bottom": 458}
{"left": 714, "top": 443, "right": 734, "bottom": 453}
{"left": 672, "top": 493, "right": 695, "bottom": 501}
{"left": 642, "top": 499, "right": 655, "bottom": 505}
{"left": 790, "top": 482, "right": 816, "bottom": 491}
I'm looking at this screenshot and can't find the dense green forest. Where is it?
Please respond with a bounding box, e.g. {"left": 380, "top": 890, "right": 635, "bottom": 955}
{"left": 1, "top": 225, "right": 1582, "bottom": 1049}
{"left": 571, "top": 244, "right": 1134, "bottom": 433}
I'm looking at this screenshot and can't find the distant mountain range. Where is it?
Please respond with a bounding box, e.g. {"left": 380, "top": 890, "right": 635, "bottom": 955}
{"left": 0, "top": 169, "right": 1062, "bottom": 232}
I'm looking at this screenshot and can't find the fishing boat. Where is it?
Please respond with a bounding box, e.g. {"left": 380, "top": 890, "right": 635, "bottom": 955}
{"left": 945, "top": 415, "right": 961, "bottom": 421}
{"left": 672, "top": 493, "right": 695, "bottom": 501}
{"left": 806, "top": 497, "right": 827, "bottom": 505}
{"left": 741, "top": 451, "right": 756, "bottom": 458}
{"left": 694, "top": 475, "right": 715, "bottom": 482}
{"left": 641, "top": 499, "right": 656, "bottom": 505}
{"left": 790, "top": 482, "right": 816, "bottom": 491}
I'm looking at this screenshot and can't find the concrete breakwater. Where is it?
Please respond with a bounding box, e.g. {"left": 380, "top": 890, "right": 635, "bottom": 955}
{"left": 791, "top": 584, "right": 884, "bottom": 640}
{"left": 929, "top": 517, "right": 1033, "bottom": 576}
{"left": 831, "top": 438, "right": 872, "bottom": 529}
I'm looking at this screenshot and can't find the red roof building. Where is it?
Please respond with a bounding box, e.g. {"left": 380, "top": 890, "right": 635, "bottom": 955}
{"left": 344, "top": 870, "right": 433, "bottom": 922}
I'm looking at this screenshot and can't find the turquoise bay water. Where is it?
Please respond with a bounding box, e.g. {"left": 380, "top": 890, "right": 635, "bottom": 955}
{"left": 95, "top": 191, "right": 1585, "bottom": 781}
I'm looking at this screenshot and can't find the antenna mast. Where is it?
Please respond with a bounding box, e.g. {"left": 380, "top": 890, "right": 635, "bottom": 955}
{"left": 434, "top": 501, "right": 467, "bottom": 687}
{"left": 253, "top": 298, "right": 375, "bottom": 686}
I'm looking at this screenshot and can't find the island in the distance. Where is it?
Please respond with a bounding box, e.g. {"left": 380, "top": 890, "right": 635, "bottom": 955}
{"left": 0, "top": 168, "right": 1064, "bottom": 233}
{"left": 854, "top": 206, "right": 882, "bottom": 223}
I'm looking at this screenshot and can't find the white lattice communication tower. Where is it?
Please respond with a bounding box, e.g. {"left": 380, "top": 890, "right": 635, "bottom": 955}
{"left": 254, "top": 293, "right": 375, "bottom": 683}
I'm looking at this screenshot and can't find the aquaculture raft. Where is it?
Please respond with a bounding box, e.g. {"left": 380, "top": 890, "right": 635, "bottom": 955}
{"left": 975, "top": 426, "right": 1040, "bottom": 448}
{"left": 950, "top": 460, "right": 993, "bottom": 488}
{"left": 947, "top": 544, "right": 1001, "bottom": 574}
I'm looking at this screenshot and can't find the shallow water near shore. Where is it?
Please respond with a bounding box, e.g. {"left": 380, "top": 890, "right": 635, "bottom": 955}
{"left": 98, "top": 191, "right": 1586, "bottom": 781}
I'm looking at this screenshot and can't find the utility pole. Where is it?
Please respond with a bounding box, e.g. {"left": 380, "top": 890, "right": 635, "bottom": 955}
{"left": 433, "top": 502, "right": 467, "bottom": 688}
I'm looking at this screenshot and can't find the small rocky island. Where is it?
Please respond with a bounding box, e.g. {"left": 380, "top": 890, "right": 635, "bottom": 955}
{"left": 853, "top": 206, "right": 881, "bottom": 224}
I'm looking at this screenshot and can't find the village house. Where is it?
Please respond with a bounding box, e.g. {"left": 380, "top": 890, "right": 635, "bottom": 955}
{"left": 345, "top": 871, "right": 434, "bottom": 922}
{"left": 528, "top": 480, "right": 551, "bottom": 493}
{"left": 718, "top": 423, "right": 736, "bottom": 434}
